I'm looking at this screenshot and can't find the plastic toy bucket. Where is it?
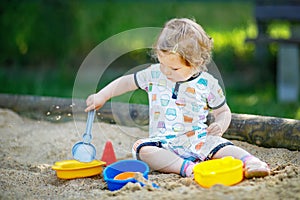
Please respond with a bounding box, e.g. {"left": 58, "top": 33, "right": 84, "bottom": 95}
{"left": 193, "top": 156, "right": 243, "bottom": 188}
{"left": 103, "top": 160, "right": 149, "bottom": 191}
{"left": 52, "top": 159, "right": 105, "bottom": 179}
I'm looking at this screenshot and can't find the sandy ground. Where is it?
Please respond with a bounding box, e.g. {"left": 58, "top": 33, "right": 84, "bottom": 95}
{"left": 0, "top": 108, "right": 299, "bottom": 200}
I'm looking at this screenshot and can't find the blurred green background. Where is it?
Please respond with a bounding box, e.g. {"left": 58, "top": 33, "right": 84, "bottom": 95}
{"left": 0, "top": 0, "right": 299, "bottom": 119}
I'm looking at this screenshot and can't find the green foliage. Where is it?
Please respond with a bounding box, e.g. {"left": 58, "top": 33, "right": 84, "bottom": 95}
{"left": 0, "top": 1, "right": 253, "bottom": 66}
{"left": 226, "top": 85, "right": 300, "bottom": 120}
{"left": 0, "top": 0, "right": 76, "bottom": 65}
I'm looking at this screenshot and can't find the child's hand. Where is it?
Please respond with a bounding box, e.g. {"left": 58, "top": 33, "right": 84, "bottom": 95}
{"left": 207, "top": 122, "right": 223, "bottom": 136}
{"left": 85, "top": 93, "right": 106, "bottom": 112}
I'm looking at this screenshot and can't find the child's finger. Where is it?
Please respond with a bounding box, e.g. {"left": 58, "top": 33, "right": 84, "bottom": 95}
{"left": 85, "top": 104, "right": 95, "bottom": 112}
{"left": 207, "top": 123, "right": 221, "bottom": 135}
{"left": 86, "top": 95, "right": 94, "bottom": 105}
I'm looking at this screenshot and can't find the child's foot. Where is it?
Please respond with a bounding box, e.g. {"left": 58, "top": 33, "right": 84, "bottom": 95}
{"left": 242, "top": 155, "right": 270, "bottom": 179}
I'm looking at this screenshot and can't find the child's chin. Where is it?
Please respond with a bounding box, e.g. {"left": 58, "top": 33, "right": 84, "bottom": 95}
{"left": 167, "top": 77, "right": 174, "bottom": 81}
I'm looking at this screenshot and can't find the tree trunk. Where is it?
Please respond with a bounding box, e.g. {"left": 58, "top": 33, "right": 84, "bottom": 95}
{"left": 0, "top": 94, "right": 299, "bottom": 150}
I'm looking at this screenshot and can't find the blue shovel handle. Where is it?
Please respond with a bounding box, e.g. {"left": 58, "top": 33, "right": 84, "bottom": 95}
{"left": 83, "top": 110, "right": 95, "bottom": 143}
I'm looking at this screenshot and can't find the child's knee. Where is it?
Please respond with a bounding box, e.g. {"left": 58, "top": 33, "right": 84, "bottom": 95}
{"left": 131, "top": 139, "right": 162, "bottom": 160}
{"left": 132, "top": 139, "right": 144, "bottom": 159}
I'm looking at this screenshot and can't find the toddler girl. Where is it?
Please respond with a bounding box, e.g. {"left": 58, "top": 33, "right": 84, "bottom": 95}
{"left": 85, "top": 18, "right": 270, "bottom": 178}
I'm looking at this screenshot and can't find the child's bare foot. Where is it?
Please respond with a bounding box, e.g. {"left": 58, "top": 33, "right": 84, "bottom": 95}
{"left": 242, "top": 155, "right": 270, "bottom": 179}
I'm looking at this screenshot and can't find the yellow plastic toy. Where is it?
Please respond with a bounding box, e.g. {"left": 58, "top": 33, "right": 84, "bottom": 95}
{"left": 52, "top": 159, "right": 106, "bottom": 179}
{"left": 193, "top": 156, "right": 243, "bottom": 188}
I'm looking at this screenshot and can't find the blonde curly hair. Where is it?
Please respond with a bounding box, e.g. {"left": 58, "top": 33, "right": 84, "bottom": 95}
{"left": 153, "top": 18, "right": 213, "bottom": 73}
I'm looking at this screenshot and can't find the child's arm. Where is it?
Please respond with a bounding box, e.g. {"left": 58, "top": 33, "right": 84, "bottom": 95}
{"left": 85, "top": 74, "right": 138, "bottom": 112}
{"left": 207, "top": 103, "right": 231, "bottom": 136}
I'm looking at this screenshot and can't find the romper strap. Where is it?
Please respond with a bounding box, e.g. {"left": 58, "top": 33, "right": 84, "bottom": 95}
{"left": 204, "top": 142, "right": 234, "bottom": 161}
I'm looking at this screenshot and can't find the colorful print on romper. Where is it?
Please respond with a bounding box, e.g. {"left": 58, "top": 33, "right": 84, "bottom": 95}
{"left": 191, "top": 102, "right": 202, "bottom": 112}
{"left": 172, "top": 123, "right": 185, "bottom": 132}
{"left": 165, "top": 134, "right": 176, "bottom": 139}
{"left": 158, "top": 79, "right": 167, "bottom": 91}
{"left": 197, "top": 132, "right": 207, "bottom": 139}
{"left": 195, "top": 142, "right": 204, "bottom": 150}
{"left": 197, "top": 78, "right": 208, "bottom": 90}
{"left": 165, "top": 108, "right": 177, "bottom": 121}
{"left": 149, "top": 83, "right": 153, "bottom": 92}
{"left": 185, "top": 87, "right": 196, "bottom": 98}
{"left": 172, "top": 145, "right": 184, "bottom": 150}
{"left": 157, "top": 121, "right": 166, "bottom": 133}
{"left": 175, "top": 98, "right": 186, "bottom": 109}
{"left": 207, "top": 92, "right": 216, "bottom": 104}
{"left": 152, "top": 94, "right": 157, "bottom": 102}
{"left": 160, "top": 94, "right": 170, "bottom": 106}
{"left": 185, "top": 130, "right": 195, "bottom": 137}
{"left": 152, "top": 105, "right": 161, "bottom": 120}
{"left": 183, "top": 113, "right": 193, "bottom": 123}
{"left": 198, "top": 114, "right": 206, "bottom": 121}
{"left": 192, "top": 126, "right": 201, "bottom": 131}
{"left": 151, "top": 70, "right": 160, "bottom": 79}
{"left": 154, "top": 111, "right": 160, "bottom": 120}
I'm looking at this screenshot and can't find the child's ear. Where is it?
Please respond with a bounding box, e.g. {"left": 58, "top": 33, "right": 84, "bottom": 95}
{"left": 200, "top": 58, "right": 205, "bottom": 65}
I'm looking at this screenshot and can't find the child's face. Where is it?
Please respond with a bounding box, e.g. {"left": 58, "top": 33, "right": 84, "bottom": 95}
{"left": 158, "top": 51, "right": 194, "bottom": 82}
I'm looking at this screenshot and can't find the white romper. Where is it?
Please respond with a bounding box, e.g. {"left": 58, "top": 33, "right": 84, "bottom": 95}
{"left": 133, "top": 64, "right": 232, "bottom": 161}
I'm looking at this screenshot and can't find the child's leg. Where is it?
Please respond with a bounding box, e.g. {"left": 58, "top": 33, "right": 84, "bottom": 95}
{"left": 212, "top": 145, "right": 249, "bottom": 159}
{"left": 138, "top": 146, "right": 194, "bottom": 177}
{"left": 212, "top": 145, "right": 270, "bottom": 178}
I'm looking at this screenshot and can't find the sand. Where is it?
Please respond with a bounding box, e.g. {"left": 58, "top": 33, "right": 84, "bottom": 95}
{"left": 0, "top": 108, "right": 299, "bottom": 200}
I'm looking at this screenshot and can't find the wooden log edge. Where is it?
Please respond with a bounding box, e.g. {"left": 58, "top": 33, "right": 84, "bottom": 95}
{"left": 0, "top": 93, "right": 299, "bottom": 151}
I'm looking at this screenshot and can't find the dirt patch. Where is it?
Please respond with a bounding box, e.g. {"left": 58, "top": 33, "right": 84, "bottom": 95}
{"left": 0, "top": 108, "right": 299, "bottom": 200}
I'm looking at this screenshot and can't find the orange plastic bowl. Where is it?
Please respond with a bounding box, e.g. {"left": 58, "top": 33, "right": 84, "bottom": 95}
{"left": 114, "top": 172, "right": 136, "bottom": 180}
{"left": 193, "top": 156, "right": 243, "bottom": 188}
